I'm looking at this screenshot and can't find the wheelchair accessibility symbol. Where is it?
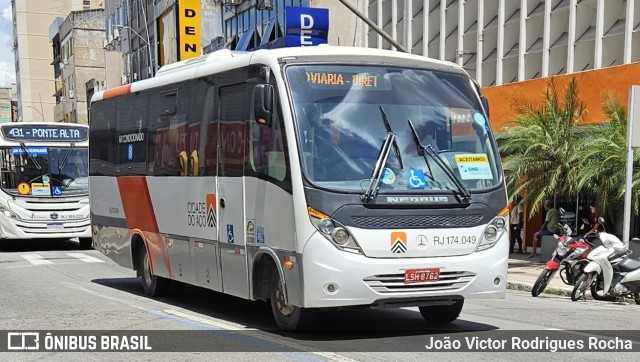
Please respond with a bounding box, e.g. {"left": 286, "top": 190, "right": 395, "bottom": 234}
{"left": 52, "top": 186, "right": 64, "bottom": 196}
{"left": 407, "top": 169, "right": 427, "bottom": 189}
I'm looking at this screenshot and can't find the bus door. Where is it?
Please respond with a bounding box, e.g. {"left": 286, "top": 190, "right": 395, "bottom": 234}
{"left": 217, "top": 84, "right": 249, "bottom": 299}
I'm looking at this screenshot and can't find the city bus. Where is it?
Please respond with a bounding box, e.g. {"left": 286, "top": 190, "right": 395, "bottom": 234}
{"left": 88, "top": 46, "right": 509, "bottom": 331}
{"left": 0, "top": 122, "right": 91, "bottom": 248}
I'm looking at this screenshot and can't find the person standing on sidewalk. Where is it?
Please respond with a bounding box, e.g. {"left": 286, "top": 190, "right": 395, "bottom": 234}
{"left": 582, "top": 203, "right": 603, "bottom": 242}
{"left": 510, "top": 203, "right": 524, "bottom": 254}
{"left": 529, "top": 199, "right": 561, "bottom": 258}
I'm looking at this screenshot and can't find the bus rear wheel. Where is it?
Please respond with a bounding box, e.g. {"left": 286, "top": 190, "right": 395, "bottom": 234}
{"left": 419, "top": 299, "right": 464, "bottom": 324}
{"left": 270, "top": 269, "right": 313, "bottom": 331}
{"left": 139, "top": 245, "right": 171, "bottom": 297}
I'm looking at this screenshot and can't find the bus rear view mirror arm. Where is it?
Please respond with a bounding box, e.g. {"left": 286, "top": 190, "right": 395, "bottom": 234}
{"left": 254, "top": 84, "right": 273, "bottom": 127}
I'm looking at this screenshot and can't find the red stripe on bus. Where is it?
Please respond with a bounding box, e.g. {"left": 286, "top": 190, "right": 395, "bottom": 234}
{"left": 118, "top": 177, "right": 173, "bottom": 279}
{"left": 102, "top": 84, "right": 131, "bottom": 99}
{"left": 117, "top": 176, "right": 159, "bottom": 232}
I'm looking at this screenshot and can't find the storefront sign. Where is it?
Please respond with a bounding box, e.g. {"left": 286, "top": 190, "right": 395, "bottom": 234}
{"left": 178, "top": 0, "right": 201, "bottom": 60}
{"left": 285, "top": 6, "right": 329, "bottom": 47}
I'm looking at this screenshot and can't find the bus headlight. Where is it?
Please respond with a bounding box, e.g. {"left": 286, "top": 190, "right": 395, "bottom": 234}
{"left": 318, "top": 218, "right": 334, "bottom": 234}
{"left": 476, "top": 215, "right": 508, "bottom": 252}
{"left": 308, "top": 206, "right": 363, "bottom": 254}
{"left": 331, "top": 227, "right": 349, "bottom": 245}
{"left": 0, "top": 205, "right": 18, "bottom": 219}
{"left": 484, "top": 225, "right": 498, "bottom": 241}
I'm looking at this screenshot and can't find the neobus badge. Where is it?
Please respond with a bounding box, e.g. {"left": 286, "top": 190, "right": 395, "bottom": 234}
{"left": 386, "top": 196, "right": 450, "bottom": 204}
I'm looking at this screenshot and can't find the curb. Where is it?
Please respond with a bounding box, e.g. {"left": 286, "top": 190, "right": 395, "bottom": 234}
{"left": 507, "top": 280, "right": 576, "bottom": 298}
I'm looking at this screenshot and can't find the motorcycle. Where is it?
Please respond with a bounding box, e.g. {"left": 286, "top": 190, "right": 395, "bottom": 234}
{"left": 570, "top": 217, "right": 640, "bottom": 302}
{"left": 531, "top": 224, "right": 594, "bottom": 297}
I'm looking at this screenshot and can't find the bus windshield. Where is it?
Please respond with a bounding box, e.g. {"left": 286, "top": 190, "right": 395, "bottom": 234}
{"left": 286, "top": 64, "right": 501, "bottom": 194}
{"left": 0, "top": 146, "right": 89, "bottom": 197}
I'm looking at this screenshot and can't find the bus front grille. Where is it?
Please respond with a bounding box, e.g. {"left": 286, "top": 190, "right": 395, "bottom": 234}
{"left": 363, "top": 271, "right": 476, "bottom": 293}
{"left": 13, "top": 220, "right": 91, "bottom": 234}
{"left": 351, "top": 215, "right": 483, "bottom": 229}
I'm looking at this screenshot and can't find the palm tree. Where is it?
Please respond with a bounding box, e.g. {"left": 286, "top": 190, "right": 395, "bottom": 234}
{"left": 573, "top": 93, "right": 640, "bottom": 225}
{"left": 497, "top": 78, "right": 585, "bottom": 216}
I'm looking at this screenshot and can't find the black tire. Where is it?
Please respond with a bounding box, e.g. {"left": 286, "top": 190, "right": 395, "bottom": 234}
{"left": 634, "top": 293, "right": 640, "bottom": 305}
{"left": 571, "top": 273, "right": 592, "bottom": 301}
{"left": 270, "top": 269, "right": 314, "bottom": 331}
{"left": 419, "top": 299, "right": 464, "bottom": 324}
{"left": 532, "top": 269, "right": 555, "bottom": 297}
{"left": 139, "top": 244, "right": 171, "bottom": 297}
{"left": 79, "top": 237, "right": 93, "bottom": 249}
{"left": 590, "top": 274, "right": 615, "bottom": 302}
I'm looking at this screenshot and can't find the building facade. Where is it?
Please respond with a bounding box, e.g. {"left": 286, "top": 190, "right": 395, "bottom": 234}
{"left": 0, "top": 88, "right": 11, "bottom": 123}
{"left": 103, "top": 0, "right": 223, "bottom": 83}
{"left": 11, "top": 0, "right": 103, "bottom": 122}
{"left": 50, "top": 9, "right": 108, "bottom": 124}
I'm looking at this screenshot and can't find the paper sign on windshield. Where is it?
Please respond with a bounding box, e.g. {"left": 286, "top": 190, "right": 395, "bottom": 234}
{"left": 31, "top": 183, "right": 51, "bottom": 196}
{"left": 455, "top": 154, "right": 493, "bottom": 180}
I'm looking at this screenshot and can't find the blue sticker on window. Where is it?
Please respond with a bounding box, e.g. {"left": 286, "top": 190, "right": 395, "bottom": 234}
{"left": 52, "top": 186, "right": 64, "bottom": 196}
{"left": 256, "top": 226, "right": 265, "bottom": 244}
{"left": 11, "top": 147, "right": 48, "bottom": 156}
{"left": 407, "top": 169, "right": 428, "bottom": 189}
{"left": 127, "top": 144, "right": 133, "bottom": 161}
{"left": 473, "top": 112, "right": 486, "bottom": 127}
{"left": 227, "top": 224, "right": 234, "bottom": 244}
{"left": 381, "top": 167, "right": 396, "bottom": 185}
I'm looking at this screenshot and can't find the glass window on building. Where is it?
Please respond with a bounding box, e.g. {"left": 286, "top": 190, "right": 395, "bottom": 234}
{"left": 158, "top": 7, "right": 177, "bottom": 67}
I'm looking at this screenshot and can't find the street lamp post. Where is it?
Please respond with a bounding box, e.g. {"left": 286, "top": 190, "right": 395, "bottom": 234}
{"left": 115, "top": 24, "right": 154, "bottom": 78}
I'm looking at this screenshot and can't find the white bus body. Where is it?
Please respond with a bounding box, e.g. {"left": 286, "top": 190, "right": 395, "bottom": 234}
{"left": 0, "top": 123, "right": 91, "bottom": 246}
{"left": 89, "top": 46, "right": 509, "bottom": 331}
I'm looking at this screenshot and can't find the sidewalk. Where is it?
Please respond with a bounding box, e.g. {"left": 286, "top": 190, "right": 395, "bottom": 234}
{"left": 507, "top": 253, "right": 574, "bottom": 297}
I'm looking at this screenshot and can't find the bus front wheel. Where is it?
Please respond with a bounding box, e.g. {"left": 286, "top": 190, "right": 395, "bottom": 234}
{"left": 419, "top": 299, "right": 464, "bottom": 324}
{"left": 270, "top": 269, "right": 314, "bottom": 331}
{"left": 139, "top": 245, "right": 171, "bottom": 297}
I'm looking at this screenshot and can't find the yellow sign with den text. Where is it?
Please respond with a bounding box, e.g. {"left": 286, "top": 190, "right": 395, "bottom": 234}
{"left": 178, "top": 0, "right": 201, "bottom": 60}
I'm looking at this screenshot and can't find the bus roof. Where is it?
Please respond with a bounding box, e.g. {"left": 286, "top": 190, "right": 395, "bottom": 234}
{"left": 91, "top": 45, "right": 467, "bottom": 103}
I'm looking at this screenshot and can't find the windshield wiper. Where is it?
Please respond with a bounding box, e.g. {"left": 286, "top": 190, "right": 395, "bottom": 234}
{"left": 361, "top": 132, "right": 396, "bottom": 202}
{"left": 407, "top": 119, "right": 471, "bottom": 203}
{"left": 58, "top": 143, "right": 75, "bottom": 172}
{"left": 58, "top": 143, "right": 76, "bottom": 187}
{"left": 378, "top": 106, "right": 403, "bottom": 169}
{"left": 19, "top": 142, "right": 42, "bottom": 171}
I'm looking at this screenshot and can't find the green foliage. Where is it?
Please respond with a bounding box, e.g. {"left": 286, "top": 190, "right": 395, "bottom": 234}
{"left": 497, "top": 78, "right": 585, "bottom": 217}
{"left": 572, "top": 93, "right": 640, "bottom": 219}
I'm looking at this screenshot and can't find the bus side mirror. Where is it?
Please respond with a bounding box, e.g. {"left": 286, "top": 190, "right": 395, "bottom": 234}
{"left": 254, "top": 84, "right": 273, "bottom": 127}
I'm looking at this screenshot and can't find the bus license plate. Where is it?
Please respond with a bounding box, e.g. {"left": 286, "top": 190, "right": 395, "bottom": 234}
{"left": 47, "top": 223, "right": 63, "bottom": 230}
{"left": 404, "top": 268, "right": 440, "bottom": 284}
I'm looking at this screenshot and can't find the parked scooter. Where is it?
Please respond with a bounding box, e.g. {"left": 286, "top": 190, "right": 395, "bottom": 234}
{"left": 531, "top": 224, "right": 594, "bottom": 297}
{"left": 570, "top": 217, "right": 640, "bottom": 302}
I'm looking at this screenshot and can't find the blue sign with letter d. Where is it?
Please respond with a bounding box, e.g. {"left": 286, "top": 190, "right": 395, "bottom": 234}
{"left": 285, "top": 6, "right": 329, "bottom": 47}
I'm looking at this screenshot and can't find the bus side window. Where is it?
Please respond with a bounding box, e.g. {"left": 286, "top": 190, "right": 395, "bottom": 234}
{"left": 249, "top": 82, "right": 287, "bottom": 182}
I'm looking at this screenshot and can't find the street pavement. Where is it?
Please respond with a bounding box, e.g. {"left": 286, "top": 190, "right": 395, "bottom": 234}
{"left": 506, "top": 252, "right": 574, "bottom": 297}
{"left": 2, "top": 239, "right": 640, "bottom": 361}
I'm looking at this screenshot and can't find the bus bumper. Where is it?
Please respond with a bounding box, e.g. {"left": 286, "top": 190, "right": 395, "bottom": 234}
{"left": 300, "top": 232, "right": 508, "bottom": 308}
{"left": 0, "top": 216, "right": 92, "bottom": 239}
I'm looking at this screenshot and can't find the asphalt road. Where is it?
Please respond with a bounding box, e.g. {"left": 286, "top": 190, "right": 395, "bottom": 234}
{"left": 1, "top": 238, "right": 639, "bottom": 361}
